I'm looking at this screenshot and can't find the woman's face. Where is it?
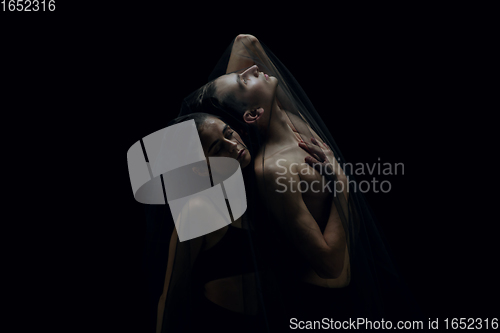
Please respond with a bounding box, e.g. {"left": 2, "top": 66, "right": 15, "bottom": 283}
{"left": 199, "top": 117, "right": 251, "bottom": 169}
{"left": 215, "top": 65, "right": 278, "bottom": 112}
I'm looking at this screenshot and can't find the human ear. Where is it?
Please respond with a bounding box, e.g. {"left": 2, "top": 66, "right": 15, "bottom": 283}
{"left": 243, "top": 107, "right": 264, "bottom": 124}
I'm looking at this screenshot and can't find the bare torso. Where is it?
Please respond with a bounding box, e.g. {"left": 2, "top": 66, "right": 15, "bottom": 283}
{"left": 256, "top": 123, "right": 351, "bottom": 288}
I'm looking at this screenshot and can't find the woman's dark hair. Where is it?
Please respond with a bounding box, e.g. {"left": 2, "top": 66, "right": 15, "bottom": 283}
{"left": 166, "top": 112, "right": 219, "bottom": 131}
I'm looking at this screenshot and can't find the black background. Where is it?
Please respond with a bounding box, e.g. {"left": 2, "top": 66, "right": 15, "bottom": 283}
{"left": 2, "top": 4, "right": 495, "bottom": 332}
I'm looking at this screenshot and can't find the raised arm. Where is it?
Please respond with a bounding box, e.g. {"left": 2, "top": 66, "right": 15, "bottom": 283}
{"left": 226, "top": 34, "right": 289, "bottom": 111}
{"left": 259, "top": 159, "right": 347, "bottom": 279}
{"left": 227, "top": 35, "right": 327, "bottom": 146}
{"left": 226, "top": 34, "right": 274, "bottom": 74}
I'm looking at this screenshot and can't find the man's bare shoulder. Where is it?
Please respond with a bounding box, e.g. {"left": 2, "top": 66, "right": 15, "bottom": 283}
{"left": 255, "top": 143, "right": 306, "bottom": 178}
{"left": 256, "top": 151, "right": 299, "bottom": 182}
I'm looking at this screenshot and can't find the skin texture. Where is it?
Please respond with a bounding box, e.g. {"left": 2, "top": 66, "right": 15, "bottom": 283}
{"left": 198, "top": 117, "right": 252, "bottom": 170}
{"left": 221, "top": 34, "right": 351, "bottom": 285}
{"left": 215, "top": 65, "right": 279, "bottom": 119}
{"left": 158, "top": 34, "right": 351, "bottom": 332}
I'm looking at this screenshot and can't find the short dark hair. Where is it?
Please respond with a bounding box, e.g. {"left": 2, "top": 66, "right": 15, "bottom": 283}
{"left": 190, "top": 79, "right": 248, "bottom": 118}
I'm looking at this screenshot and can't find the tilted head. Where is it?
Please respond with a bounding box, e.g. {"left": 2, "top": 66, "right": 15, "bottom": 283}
{"left": 167, "top": 113, "right": 252, "bottom": 175}
{"left": 189, "top": 65, "right": 278, "bottom": 129}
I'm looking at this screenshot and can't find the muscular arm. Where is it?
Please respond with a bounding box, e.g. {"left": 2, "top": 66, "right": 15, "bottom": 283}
{"left": 226, "top": 34, "right": 289, "bottom": 112}
{"left": 259, "top": 159, "right": 346, "bottom": 279}
{"left": 226, "top": 34, "right": 270, "bottom": 74}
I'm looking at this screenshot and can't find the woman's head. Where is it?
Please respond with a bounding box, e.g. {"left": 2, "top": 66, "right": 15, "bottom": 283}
{"left": 167, "top": 113, "right": 251, "bottom": 170}
{"left": 189, "top": 65, "right": 278, "bottom": 127}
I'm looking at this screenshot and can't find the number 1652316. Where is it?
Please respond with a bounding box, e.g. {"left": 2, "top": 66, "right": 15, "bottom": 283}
{"left": 2, "top": 0, "right": 56, "bottom": 11}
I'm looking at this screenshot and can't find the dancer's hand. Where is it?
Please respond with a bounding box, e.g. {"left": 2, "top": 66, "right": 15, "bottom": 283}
{"left": 298, "top": 137, "right": 336, "bottom": 181}
{"left": 299, "top": 137, "right": 334, "bottom": 163}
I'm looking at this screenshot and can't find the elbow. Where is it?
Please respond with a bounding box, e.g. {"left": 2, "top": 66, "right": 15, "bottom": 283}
{"left": 236, "top": 34, "right": 258, "bottom": 42}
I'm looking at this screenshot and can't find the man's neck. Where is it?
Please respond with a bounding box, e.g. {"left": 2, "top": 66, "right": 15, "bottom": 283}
{"left": 259, "top": 101, "right": 297, "bottom": 147}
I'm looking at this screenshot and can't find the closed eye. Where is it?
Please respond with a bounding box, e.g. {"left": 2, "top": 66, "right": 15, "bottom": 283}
{"left": 212, "top": 128, "right": 235, "bottom": 155}
{"left": 236, "top": 74, "right": 245, "bottom": 89}
{"left": 238, "top": 73, "right": 248, "bottom": 85}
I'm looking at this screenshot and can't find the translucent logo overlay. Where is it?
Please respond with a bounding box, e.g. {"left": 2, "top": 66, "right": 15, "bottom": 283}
{"left": 127, "top": 120, "right": 247, "bottom": 242}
